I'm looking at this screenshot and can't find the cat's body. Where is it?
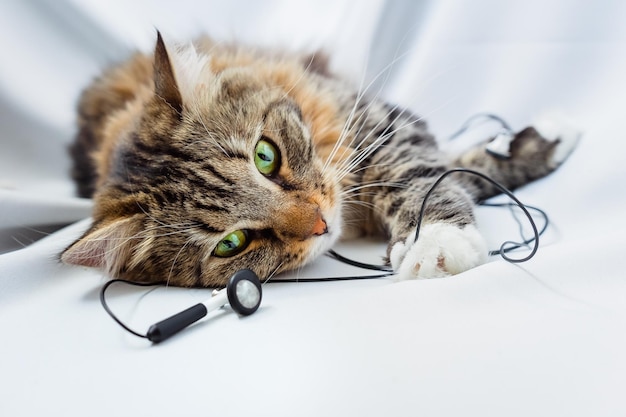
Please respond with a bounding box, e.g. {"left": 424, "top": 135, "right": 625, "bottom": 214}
{"left": 61, "top": 33, "right": 578, "bottom": 286}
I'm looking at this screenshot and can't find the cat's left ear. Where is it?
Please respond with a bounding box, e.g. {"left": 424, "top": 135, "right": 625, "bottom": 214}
{"left": 154, "top": 31, "right": 183, "bottom": 114}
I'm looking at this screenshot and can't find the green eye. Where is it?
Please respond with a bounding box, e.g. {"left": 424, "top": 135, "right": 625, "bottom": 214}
{"left": 254, "top": 138, "right": 280, "bottom": 176}
{"left": 213, "top": 230, "right": 249, "bottom": 258}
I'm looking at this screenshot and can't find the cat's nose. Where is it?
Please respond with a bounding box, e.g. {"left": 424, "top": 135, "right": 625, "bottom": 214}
{"left": 311, "top": 213, "right": 328, "bottom": 236}
{"left": 276, "top": 202, "right": 329, "bottom": 240}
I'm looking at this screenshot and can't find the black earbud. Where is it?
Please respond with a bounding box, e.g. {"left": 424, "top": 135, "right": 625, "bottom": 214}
{"left": 146, "top": 269, "right": 262, "bottom": 343}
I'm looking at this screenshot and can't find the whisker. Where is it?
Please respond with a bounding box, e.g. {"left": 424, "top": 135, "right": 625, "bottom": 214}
{"left": 166, "top": 236, "right": 194, "bottom": 287}
{"left": 66, "top": 229, "right": 193, "bottom": 261}
{"left": 323, "top": 49, "right": 413, "bottom": 174}
{"left": 342, "top": 199, "right": 382, "bottom": 213}
{"left": 327, "top": 55, "right": 460, "bottom": 182}
{"left": 334, "top": 101, "right": 417, "bottom": 180}
{"left": 263, "top": 261, "right": 285, "bottom": 285}
{"left": 335, "top": 94, "right": 457, "bottom": 182}
{"left": 340, "top": 181, "right": 409, "bottom": 197}
{"left": 278, "top": 53, "right": 318, "bottom": 101}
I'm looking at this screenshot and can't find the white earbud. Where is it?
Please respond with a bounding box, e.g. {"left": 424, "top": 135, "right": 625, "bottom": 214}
{"left": 485, "top": 130, "right": 515, "bottom": 159}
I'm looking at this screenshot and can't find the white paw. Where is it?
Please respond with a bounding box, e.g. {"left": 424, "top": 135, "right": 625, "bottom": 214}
{"left": 389, "top": 223, "right": 488, "bottom": 280}
{"left": 532, "top": 110, "right": 582, "bottom": 167}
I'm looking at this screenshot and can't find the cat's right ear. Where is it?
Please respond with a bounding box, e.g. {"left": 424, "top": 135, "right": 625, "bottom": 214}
{"left": 61, "top": 215, "right": 144, "bottom": 275}
{"left": 302, "top": 51, "right": 332, "bottom": 77}
{"left": 154, "top": 31, "right": 183, "bottom": 114}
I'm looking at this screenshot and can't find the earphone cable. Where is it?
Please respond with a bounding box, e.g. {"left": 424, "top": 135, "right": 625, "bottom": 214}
{"left": 481, "top": 202, "right": 549, "bottom": 256}
{"left": 413, "top": 168, "right": 540, "bottom": 263}
{"left": 326, "top": 249, "right": 393, "bottom": 272}
{"left": 326, "top": 168, "right": 547, "bottom": 271}
{"left": 448, "top": 113, "right": 513, "bottom": 141}
{"left": 99, "top": 279, "right": 165, "bottom": 339}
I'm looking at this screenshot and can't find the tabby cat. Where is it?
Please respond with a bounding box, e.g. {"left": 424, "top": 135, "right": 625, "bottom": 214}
{"left": 61, "top": 33, "right": 578, "bottom": 287}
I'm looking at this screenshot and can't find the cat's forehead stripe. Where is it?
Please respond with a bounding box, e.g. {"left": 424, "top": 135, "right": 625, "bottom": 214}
{"left": 263, "top": 99, "right": 303, "bottom": 122}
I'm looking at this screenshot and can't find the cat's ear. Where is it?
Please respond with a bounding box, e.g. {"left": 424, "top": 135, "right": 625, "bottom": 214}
{"left": 302, "top": 51, "right": 332, "bottom": 77}
{"left": 153, "top": 31, "right": 183, "bottom": 114}
{"left": 61, "top": 216, "right": 143, "bottom": 274}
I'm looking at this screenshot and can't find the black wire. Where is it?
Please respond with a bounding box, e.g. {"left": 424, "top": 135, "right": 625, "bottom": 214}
{"left": 268, "top": 273, "right": 392, "bottom": 283}
{"left": 326, "top": 249, "right": 393, "bottom": 272}
{"left": 448, "top": 113, "right": 513, "bottom": 141}
{"left": 324, "top": 169, "right": 546, "bottom": 271}
{"left": 99, "top": 279, "right": 166, "bottom": 339}
{"left": 266, "top": 250, "right": 393, "bottom": 282}
{"left": 414, "top": 168, "right": 540, "bottom": 263}
{"left": 480, "top": 202, "right": 549, "bottom": 256}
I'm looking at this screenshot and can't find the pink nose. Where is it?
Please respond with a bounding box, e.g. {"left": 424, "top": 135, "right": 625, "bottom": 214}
{"left": 311, "top": 214, "right": 328, "bottom": 236}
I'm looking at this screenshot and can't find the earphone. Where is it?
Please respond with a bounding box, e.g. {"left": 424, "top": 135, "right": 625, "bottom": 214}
{"left": 485, "top": 130, "right": 515, "bottom": 159}
{"left": 101, "top": 269, "right": 262, "bottom": 343}
{"left": 448, "top": 112, "right": 515, "bottom": 159}
{"left": 99, "top": 114, "right": 550, "bottom": 343}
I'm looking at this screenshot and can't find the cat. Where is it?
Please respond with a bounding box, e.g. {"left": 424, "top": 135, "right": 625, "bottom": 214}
{"left": 61, "top": 32, "right": 578, "bottom": 287}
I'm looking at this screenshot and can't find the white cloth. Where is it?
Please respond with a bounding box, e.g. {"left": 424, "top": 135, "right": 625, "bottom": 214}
{"left": 2, "top": 1, "right": 626, "bottom": 416}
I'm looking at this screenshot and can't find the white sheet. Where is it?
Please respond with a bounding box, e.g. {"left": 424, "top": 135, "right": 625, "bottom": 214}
{"left": 2, "top": 1, "right": 626, "bottom": 416}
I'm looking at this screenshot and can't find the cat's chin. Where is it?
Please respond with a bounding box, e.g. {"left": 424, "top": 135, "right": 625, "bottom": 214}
{"left": 305, "top": 231, "right": 340, "bottom": 267}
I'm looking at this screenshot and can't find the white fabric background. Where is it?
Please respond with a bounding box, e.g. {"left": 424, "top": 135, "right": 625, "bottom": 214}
{"left": 1, "top": 1, "right": 626, "bottom": 416}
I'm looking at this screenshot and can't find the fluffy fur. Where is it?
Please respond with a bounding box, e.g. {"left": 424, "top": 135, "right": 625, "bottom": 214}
{"left": 61, "top": 33, "right": 578, "bottom": 287}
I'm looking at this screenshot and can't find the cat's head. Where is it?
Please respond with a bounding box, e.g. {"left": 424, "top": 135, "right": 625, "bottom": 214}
{"left": 61, "top": 33, "right": 344, "bottom": 287}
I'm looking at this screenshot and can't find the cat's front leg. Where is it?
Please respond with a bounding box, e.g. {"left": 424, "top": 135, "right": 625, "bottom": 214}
{"left": 343, "top": 101, "right": 489, "bottom": 279}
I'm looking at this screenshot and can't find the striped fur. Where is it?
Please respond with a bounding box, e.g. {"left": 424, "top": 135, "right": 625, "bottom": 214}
{"left": 62, "top": 33, "right": 577, "bottom": 286}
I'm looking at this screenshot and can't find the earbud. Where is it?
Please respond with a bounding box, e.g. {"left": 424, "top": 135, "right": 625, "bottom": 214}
{"left": 146, "top": 269, "right": 262, "bottom": 343}
{"left": 485, "top": 130, "right": 515, "bottom": 159}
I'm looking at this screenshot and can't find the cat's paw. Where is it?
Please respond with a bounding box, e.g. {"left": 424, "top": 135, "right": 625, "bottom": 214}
{"left": 532, "top": 111, "right": 582, "bottom": 168}
{"left": 389, "top": 223, "right": 488, "bottom": 280}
